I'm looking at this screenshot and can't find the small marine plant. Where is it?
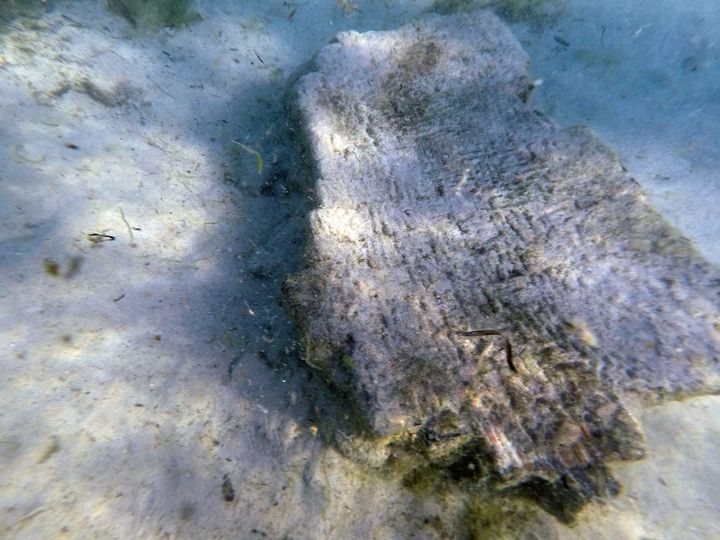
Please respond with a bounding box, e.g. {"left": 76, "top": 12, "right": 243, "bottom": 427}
{"left": 106, "top": 0, "right": 200, "bottom": 30}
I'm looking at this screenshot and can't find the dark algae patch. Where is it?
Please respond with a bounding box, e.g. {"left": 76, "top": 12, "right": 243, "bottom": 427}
{"left": 106, "top": 0, "right": 200, "bottom": 30}
{"left": 0, "top": 0, "right": 53, "bottom": 23}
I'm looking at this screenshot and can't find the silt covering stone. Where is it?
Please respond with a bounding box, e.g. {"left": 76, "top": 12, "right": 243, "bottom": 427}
{"left": 286, "top": 10, "right": 720, "bottom": 520}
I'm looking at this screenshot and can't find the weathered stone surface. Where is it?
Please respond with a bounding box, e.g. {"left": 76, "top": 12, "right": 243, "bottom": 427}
{"left": 286, "top": 10, "right": 720, "bottom": 519}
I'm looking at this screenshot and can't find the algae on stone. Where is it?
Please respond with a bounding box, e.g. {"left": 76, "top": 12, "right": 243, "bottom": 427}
{"left": 286, "top": 8, "right": 720, "bottom": 522}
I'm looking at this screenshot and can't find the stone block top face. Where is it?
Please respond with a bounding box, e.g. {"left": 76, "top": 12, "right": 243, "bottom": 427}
{"left": 287, "top": 10, "right": 720, "bottom": 520}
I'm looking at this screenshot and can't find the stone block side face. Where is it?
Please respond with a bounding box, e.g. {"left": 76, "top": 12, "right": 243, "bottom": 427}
{"left": 286, "top": 10, "right": 720, "bottom": 518}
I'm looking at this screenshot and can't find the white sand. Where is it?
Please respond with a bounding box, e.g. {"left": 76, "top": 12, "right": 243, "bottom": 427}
{"left": 0, "top": 1, "right": 718, "bottom": 538}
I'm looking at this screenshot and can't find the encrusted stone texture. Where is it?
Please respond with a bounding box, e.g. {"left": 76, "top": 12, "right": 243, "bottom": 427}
{"left": 287, "top": 10, "right": 720, "bottom": 519}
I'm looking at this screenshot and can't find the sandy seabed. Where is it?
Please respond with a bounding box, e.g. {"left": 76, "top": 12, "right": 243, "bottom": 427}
{"left": 0, "top": 1, "right": 718, "bottom": 538}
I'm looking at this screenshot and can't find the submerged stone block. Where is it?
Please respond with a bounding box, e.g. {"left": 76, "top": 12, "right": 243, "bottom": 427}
{"left": 286, "top": 10, "right": 720, "bottom": 519}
